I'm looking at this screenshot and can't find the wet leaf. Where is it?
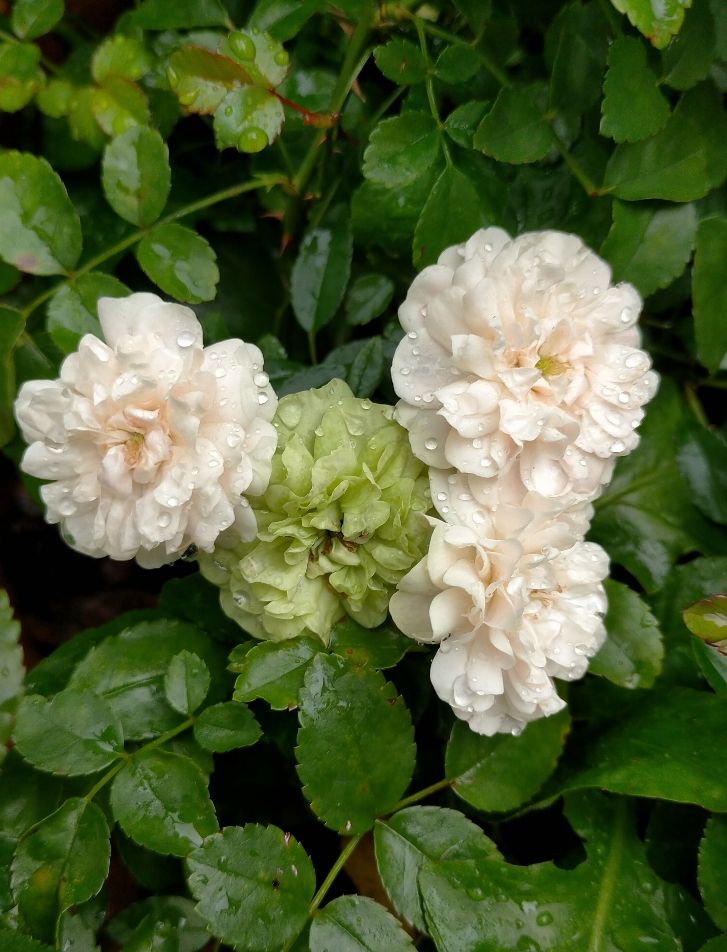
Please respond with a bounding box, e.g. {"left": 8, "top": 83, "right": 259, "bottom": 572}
{"left": 91, "top": 77, "right": 150, "bottom": 137}
{"left": 374, "top": 39, "right": 426, "bottom": 85}
{"left": 167, "top": 46, "right": 251, "bottom": 115}
{"left": 187, "top": 824, "right": 315, "bottom": 951}
{"left": 344, "top": 274, "right": 394, "bottom": 327}
{"left": 590, "top": 579, "right": 664, "bottom": 689}
{"left": 110, "top": 749, "right": 218, "bottom": 857}
{"left": 221, "top": 28, "right": 290, "bottom": 87}
{"left": 136, "top": 224, "right": 219, "bottom": 304}
{"left": 0, "top": 591, "right": 22, "bottom": 768}
{"left": 107, "top": 896, "right": 208, "bottom": 952}
{"left": 363, "top": 113, "right": 440, "bottom": 188}
{"left": 600, "top": 37, "right": 670, "bottom": 143}
{"left": 0, "top": 43, "right": 44, "bottom": 112}
{"left": 214, "top": 86, "right": 285, "bottom": 153}
{"left": 329, "top": 618, "right": 412, "bottom": 669}
{"left": 92, "top": 35, "right": 152, "bottom": 83}
{"left": 296, "top": 654, "right": 415, "bottom": 834}
{"left": 662, "top": 0, "right": 715, "bottom": 89}
{"left": 413, "top": 164, "right": 486, "bottom": 268}
{"left": 310, "top": 895, "right": 415, "bottom": 951}
{"left": 131, "top": 0, "right": 228, "bottom": 29}
{"left": 101, "top": 126, "right": 171, "bottom": 226}
{"left": 47, "top": 272, "right": 129, "bottom": 353}
{"left": 291, "top": 207, "right": 352, "bottom": 333}
{"left": 682, "top": 594, "right": 727, "bottom": 643}
{"left": 699, "top": 816, "right": 727, "bottom": 930}
{"left": 474, "top": 85, "right": 553, "bottom": 164}
{"left": 231, "top": 636, "right": 321, "bottom": 710}
{"left": 193, "top": 701, "right": 261, "bottom": 752}
{"left": 693, "top": 216, "right": 727, "bottom": 373}
{"left": 347, "top": 337, "right": 384, "bottom": 397}
{"left": 610, "top": 0, "right": 693, "bottom": 49}
{"left": 164, "top": 651, "right": 210, "bottom": 715}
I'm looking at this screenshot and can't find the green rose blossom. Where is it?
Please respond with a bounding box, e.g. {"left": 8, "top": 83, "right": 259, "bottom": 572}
{"left": 199, "top": 379, "right": 432, "bottom": 642}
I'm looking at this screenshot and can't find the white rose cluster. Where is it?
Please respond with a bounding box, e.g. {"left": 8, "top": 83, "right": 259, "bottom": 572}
{"left": 15, "top": 293, "right": 277, "bottom": 568}
{"left": 390, "top": 228, "right": 658, "bottom": 736}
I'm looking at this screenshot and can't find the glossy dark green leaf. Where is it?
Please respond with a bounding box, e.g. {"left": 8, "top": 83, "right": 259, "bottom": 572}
{"left": 363, "top": 113, "right": 440, "bottom": 188}
{"left": 107, "top": 895, "right": 208, "bottom": 952}
{"left": 222, "top": 28, "right": 290, "bottom": 87}
{"left": 351, "top": 167, "right": 441, "bottom": 257}
{"left": 474, "top": 85, "right": 552, "bottom": 164}
{"left": 214, "top": 86, "right": 284, "bottom": 153}
{"left": 231, "top": 636, "right": 321, "bottom": 709}
{"left": 591, "top": 382, "right": 707, "bottom": 592}
{"left": 0, "top": 152, "right": 81, "bottom": 274}
{"left": 47, "top": 272, "right": 129, "bottom": 353}
{"left": 700, "top": 816, "right": 727, "bottom": 930}
{"left": 57, "top": 897, "right": 105, "bottom": 952}
{"left": 590, "top": 579, "right": 664, "bottom": 688}
{"left": 600, "top": 36, "right": 670, "bottom": 143}
{"left": 610, "top": 0, "right": 692, "bottom": 49}
{"left": 296, "top": 654, "right": 415, "bottom": 833}
{"left": 434, "top": 45, "right": 480, "bottom": 84}
{"left": 374, "top": 39, "right": 426, "bottom": 85}
{"left": 454, "top": 0, "right": 492, "bottom": 32}
{"left": 0, "top": 307, "right": 24, "bottom": 447}
{"left": 663, "top": 0, "right": 714, "bottom": 89}
{"left": 11, "top": 798, "right": 109, "bottom": 943}
{"left": 604, "top": 84, "right": 727, "bottom": 201}
{"left": 68, "top": 619, "right": 228, "bottom": 740}
{"left": 187, "top": 824, "right": 315, "bottom": 951}
{"left": 131, "top": 0, "right": 227, "bottom": 28}
{"left": 699, "top": 939, "right": 727, "bottom": 952}
{"left": 0, "top": 42, "right": 43, "bottom": 112}
{"left": 248, "top": 0, "right": 321, "bottom": 40}
{"left": 444, "top": 101, "right": 489, "bottom": 148}
{"left": 101, "top": 127, "right": 171, "bottom": 226}
{"left": 678, "top": 424, "right": 727, "bottom": 523}
{"left": 413, "top": 164, "right": 485, "bottom": 268}
{"left": 0, "top": 753, "right": 64, "bottom": 839}
{"left": 0, "top": 591, "right": 23, "bottom": 765}
{"left": 91, "top": 35, "right": 151, "bottom": 83}
{"left": 693, "top": 217, "right": 727, "bottom": 373}
{"left": 164, "top": 651, "right": 210, "bottom": 716}
{"left": 329, "top": 618, "right": 412, "bottom": 669}
{"left": 344, "top": 274, "right": 394, "bottom": 327}
{"left": 110, "top": 749, "right": 218, "bottom": 857}
{"left": 91, "top": 77, "right": 150, "bottom": 137}
{"left": 13, "top": 689, "right": 124, "bottom": 776}
{"left": 548, "top": 688, "right": 727, "bottom": 809}
{"left": 0, "top": 930, "right": 55, "bottom": 951}
{"left": 193, "top": 701, "right": 261, "bottom": 752}
{"left": 347, "top": 336, "right": 384, "bottom": 397}
{"left": 310, "top": 895, "right": 414, "bottom": 952}
{"left": 136, "top": 224, "right": 219, "bottom": 303}
{"left": 291, "top": 208, "right": 352, "bottom": 332}
{"left": 374, "top": 807, "right": 500, "bottom": 932}
{"left": 167, "top": 46, "right": 250, "bottom": 115}
{"left": 11, "top": 0, "right": 63, "bottom": 39}
{"left": 600, "top": 200, "right": 696, "bottom": 297}
{"left": 549, "top": 3, "right": 607, "bottom": 117}
{"left": 682, "top": 594, "right": 727, "bottom": 643}
{"left": 445, "top": 709, "right": 569, "bottom": 813}
{"left": 692, "top": 638, "right": 727, "bottom": 695}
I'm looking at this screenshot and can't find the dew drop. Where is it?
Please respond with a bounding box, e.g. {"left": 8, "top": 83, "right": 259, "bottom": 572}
{"left": 227, "top": 433, "right": 241, "bottom": 448}
{"left": 407, "top": 330, "right": 418, "bottom": 340}
{"left": 159, "top": 513, "right": 172, "bottom": 528}
{"left": 167, "top": 496, "right": 178, "bottom": 507}
{"left": 436, "top": 491, "right": 448, "bottom": 502}
{"left": 617, "top": 391, "right": 629, "bottom": 404}
{"left": 214, "top": 367, "right": 226, "bottom": 378}
{"left": 258, "top": 392, "right": 269, "bottom": 405}
{"left": 625, "top": 352, "right": 643, "bottom": 369}
{"left": 400, "top": 367, "right": 410, "bottom": 376}
{"left": 412, "top": 347, "right": 420, "bottom": 356}
{"left": 472, "top": 509, "right": 486, "bottom": 524}
{"left": 620, "top": 307, "right": 633, "bottom": 323}
{"left": 610, "top": 439, "right": 625, "bottom": 453}
{"left": 424, "top": 437, "right": 439, "bottom": 451}
{"left": 254, "top": 372, "right": 269, "bottom": 387}
{"left": 177, "top": 331, "right": 195, "bottom": 348}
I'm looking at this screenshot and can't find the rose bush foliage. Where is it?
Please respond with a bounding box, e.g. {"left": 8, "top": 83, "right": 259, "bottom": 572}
{"left": 3, "top": 1, "right": 727, "bottom": 951}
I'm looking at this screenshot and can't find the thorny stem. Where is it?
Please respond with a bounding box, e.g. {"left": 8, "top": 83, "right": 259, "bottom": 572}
{"left": 19, "top": 173, "right": 288, "bottom": 324}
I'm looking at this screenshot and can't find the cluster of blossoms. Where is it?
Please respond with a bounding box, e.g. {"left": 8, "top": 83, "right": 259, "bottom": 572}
{"left": 389, "top": 228, "right": 658, "bottom": 736}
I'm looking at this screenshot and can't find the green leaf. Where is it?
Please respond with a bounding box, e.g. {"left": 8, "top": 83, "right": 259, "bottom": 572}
{"left": 600, "top": 200, "right": 697, "bottom": 297}
{"left": 167, "top": 46, "right": 251, "bottom": 115}
{"left": 700, "top": 816, "right": 727, "bottom": 930}
{"left": 187, "top": 824, "right": 315, "bottom": 951}
{"left": 136, "top": 224, "right": 219, "bottom": 304}
{"left": 193, "top": 701, "right": 261, "bottom": 752}
{"left": 108, "top": 896, "right": 208, "bottom": 952}
{"left": 474, "top": 85, "right": 553, "bottom": 164}
{"left": 434, "top": 45, "right": 481, "bottom": 84}
{"left": 231, "top": 636, "right": 321, "bottom": 710}
{"left": 13, "top": 689, "right": 124, "bottom": 777}
{"left": 0, "top": 43, "right": 44, "bottom": 112}
{"left": 11, "top": 798, "right": 109, "bottom": 944}
{"left": 663, "top": 0, "right": 714, "bottom": 89}
{"left": 549, "top": 3, "right": 608, "bottom": 118}
{"left": 111, "top": 749, "right": 218, "bottom": 857}
{"left": 610, "top": 0, "right": 692, "bottom": 48}
{"left": 454, "top": 0, "right": 492, "bottom": 32}
{"left": 10, "top": 0, "right": 63, "bottom": 40}
{"left": 678, "top": 424, "right": 727, "bottom": 522}
{"left": 444, "top": 101, "right": 489, "bottom": 148}
{"left": 548, "top": 687, "right": 727, "bottom": 810}
{"left": 0, "top": 929, "right": 55, "bottom": 951}
{"left": 374, "top": 806, "right": 500, "bottom": 932}
{"left": 604, "top": 83, "right": 727, "bottom": 201}
{"left": 329, "top": 618, "right": 412, "bottom": 669}
{"left": 0, "top": 591, "right": 22, "bottom": 767}
{"left": 344, "top": 274, "right": 394, "bottom": 327}
{"left": 214, "top": 86, "right": 285, "bottom": 153}
{"left": 0, "top": 152, "right": 82, "bottom": 274}
{"left": 693, "top": 216, "right": 727, "bottom": 372}
{"left": 131, "top": 0, "right": 228, "bottom": 28}
{"left": 91, "top": 77, "right": 150, "bottom": 137}
{"left": 699, "top": 939, "right": 727, "bottom": 952}
{"left": 0, "top": 753, "right": 64, "bottom": 838}
{"left": 101, "top": 126, "right": 171, "bottom": 226}
{"left": 692, "top": 638, "right": 727, "bottom": 695}
{"left": 67, "top": 86, "right": 106, "bottom": 151}
{"left": 374, "top": 39, "right": 426, "bottom": 85}
{"left": 445, "top": 709, "right": 570, "bottom": 813}
{"left": 47, "top": 272, "right": 129, "bottom": 353}
{"left": 310, "top": 896, "right": 414, "bottom": 952}
{"left": 296, "top": 654, "right": 415, "bottom": 834}
{"left": 413, "top": 164, "right": 485, "bottom": 269}
{"left": 363, "top": 113, "right": 440, "bottom": 188}
{"left": 68, "top": 619, "right": 228, "bottom": 740}
{"left": 351, "top": 167, "right": 441, "bottom": 257}
{"left": 291, "top": 207, "right": 352, "bottom": 333}
{"left": 590, "top": 580, "right": 664, "bottom": 688}
{"left": 248, "top": 0, "right": 322, "bottom": 41}
{"left": 591, "top": 381, "right": 708, "bottom": 592}
{"left": 347, "top": 336, "right": 384, "bottom": 397}
{"left": 600, "top": 37, "right": 670, "bottom": 142}
{"left": 222, "top": 28, "right": 290, "bottom": 87}
{"left": 92, "top": 35, "right": 152, "bottom": 83}
{"left": 0, "top": 307, "right": 24, "bottom": 447}
{"left": 164, "top": 651, "right": 210, "bottom": 716}
{"left": 682, "top": 594, "right": 727, "bottom": 642}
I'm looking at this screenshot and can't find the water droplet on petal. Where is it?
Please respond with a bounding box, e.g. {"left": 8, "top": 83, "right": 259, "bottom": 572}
{"left": 424, "top": 437, "right": 438, "bottom": 451}
{"left": 254, "top": 372, "right": 269, "bottom": 387}
{"left": 159, "top": 513, "right": 172, "bottom": 528}
{"left": 215, "top": 367, "right": 226, "bottom": 378}
{"left": 177, "top": 331, "right": 196, "bottom": 348}
{"left": 258, "top": 392, "right": 269, "bottom": 405}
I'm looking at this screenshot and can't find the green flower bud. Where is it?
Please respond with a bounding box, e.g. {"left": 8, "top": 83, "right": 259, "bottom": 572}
{"left": 200, "top": 379, "right": 432, "bottom": 643}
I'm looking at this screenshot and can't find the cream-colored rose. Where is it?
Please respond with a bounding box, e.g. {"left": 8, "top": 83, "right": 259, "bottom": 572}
{"left": 390, "top": 510, "right": 608, "bottom": 736}
{"left": 15, "top": 293, "right": 277, "bottom": 566}
{"left": 392, "top": 228, "right": 658, "bottom": 501}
